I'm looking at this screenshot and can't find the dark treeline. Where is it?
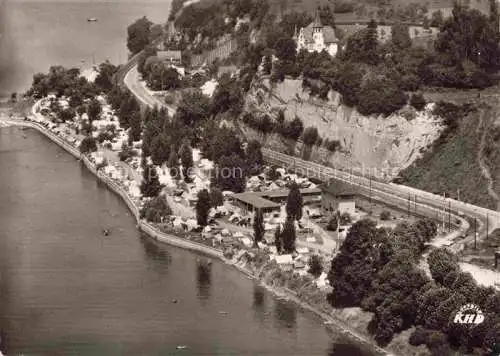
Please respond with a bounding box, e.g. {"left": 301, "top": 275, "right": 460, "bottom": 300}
{"left": 328, "top": 218, "right": 500, "bottom": 354}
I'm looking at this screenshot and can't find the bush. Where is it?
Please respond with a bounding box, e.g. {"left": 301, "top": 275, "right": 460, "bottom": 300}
{"left": 96, "top": 131, "right": 115, "bottom": 143}
{"left": 357, "top": 76, "right": 408, "bottom": 116}
{"left": 95, "top": 158, "right": 108, "bottom": 170}
{"left": 326, "top": 215, "right": 338, "bottom": 231}
{"left": 267, "top": 165, "right": 281, "bottom": 181}
{"left": 302, "top": 127, "right": 319, "bottom": 146}
{"left": 79, "top": 136, "right": 97, "bottom": 154}
{"left": 427, "top": 248, "right": 459, "bottom": 284}
{"left": 139, "top": 196, "right": 172, "bottom": 223}
{"left": 324, "top": 139, "right": 341, "bottom": 153}
{"left": 380, "top": 210, "right": 391, "bottom": 220}
{"left": 282, "top": 116, "right": 304, "bottom": 141}
{"left": 308, "top": 255, "right": 323, "bottom": 278}
{"left": 426, "top": 331, "right": 450, "bottom": 354}
{"left": 410, "top": 93, "right": 426, "bottom": 111}
{"left": 118, "top": 142, "right": 132, "bottom": 161}
{"left": 210, "top": 187, "right": 224, "bottom": 207}
{"left": 339, "top": 212, "right": 352, "bottom": 225}
{"left": 164, "top": 94, "right": 175, "bottom": 105}
{"left": 409, "top": 327, "right": 429, "bottom": 346}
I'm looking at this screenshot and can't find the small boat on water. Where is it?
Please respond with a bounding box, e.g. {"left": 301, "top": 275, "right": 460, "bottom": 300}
{"left": 87, "top": 17, "right": 98, "bottom": 22}
{"left": 176, "top": 345, "right": 187, "bottom": 350}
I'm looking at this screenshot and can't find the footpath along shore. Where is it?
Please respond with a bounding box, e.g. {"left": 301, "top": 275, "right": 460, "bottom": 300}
{"left": 0, "top": 115, "right": 395, "bottom": 356}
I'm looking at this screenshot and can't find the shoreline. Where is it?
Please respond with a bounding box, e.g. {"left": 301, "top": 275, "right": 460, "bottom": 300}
{"left": 1, "top": 118, "right": 393, "bottom": 356}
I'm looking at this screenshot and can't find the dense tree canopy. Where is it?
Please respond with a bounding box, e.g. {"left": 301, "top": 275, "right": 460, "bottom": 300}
{"left": 212, "top": 74, "right": 243, "bottom": 115}
{"left": 213, "top": 154, "right": 247, "bottom": 192}
{"left": 246, "top": 140, "right": 263, "bottom": 175}
{"left": 328, "top": 219, "right": 393, "bottom": 307}
{"left": 140, "top": 196, "right": 172, "bottom": 223}
{"left": 140, "top": 164, "right": 163, "bottom": 197}
{"left": 127, "top": 16, "right": 153, "bottom": 54}
{"left": 435, "top": 6, "right": 500, "bottom": 71}
{"left": 94, "top": 61, "right": 118, "bottom": 93}
{"left": 174, "top": 90, "right": 211, "bottom": 127}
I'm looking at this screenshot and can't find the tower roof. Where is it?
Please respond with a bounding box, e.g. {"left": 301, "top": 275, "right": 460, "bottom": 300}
{"left": 312, "top": 8, "right": 322, "bottom": 28}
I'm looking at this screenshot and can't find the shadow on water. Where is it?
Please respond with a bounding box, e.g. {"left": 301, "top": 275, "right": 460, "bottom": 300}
{"left": 252, "top": 284, "right": 266, "bottom": 322}
{"left": 328, "top": 341, "right": 372, "bottom": 356}
{"left": 274, "top": 298, "right": 297, "bottom": 330}
{"left": 0, "top": 0, "right": 17, "bottom": 96}
{"left": 140, "top": 235, "right": 172, "bottom": 273}
{"left": 196, "top": 260, "right": 212, "bottom": 301}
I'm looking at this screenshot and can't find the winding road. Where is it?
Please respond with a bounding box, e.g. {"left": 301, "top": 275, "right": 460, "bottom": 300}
{"left": 118, "top": 56, "right": 500, "bottom": 287}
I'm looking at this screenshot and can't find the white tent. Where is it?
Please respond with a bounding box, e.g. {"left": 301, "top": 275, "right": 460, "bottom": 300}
{"left": 240, "top": 237, "right": 253, "bottom": 247}
{"left": 275, "top": 168, "right": 285, "bottom": 177}
{"left": 172, "top": 217, "right": 184, "bottom": 228}
{"left": 203, "top": 226, "right": 212, "bottom": 233}
{"left": 315, "top": 272, "right": 329, "bottom": 288}
{"left": 217, "top": 206, "right": 229, "bottom": 215}
{"left": 296, "top": 247, "right": 309, "bottom": 255}
{"left": 275, "top": 254, "right": 293, "bottom": 265}
{"left": 264, "top": 223, "right": 277, "bottom": 231}
{"left": 186, "top": 219, "right": 198, "bottom": 231}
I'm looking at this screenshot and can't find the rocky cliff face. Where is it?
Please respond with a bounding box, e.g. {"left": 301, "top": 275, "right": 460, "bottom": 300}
{"left": 243, "top": 77, "right": 443, "bottom": 180}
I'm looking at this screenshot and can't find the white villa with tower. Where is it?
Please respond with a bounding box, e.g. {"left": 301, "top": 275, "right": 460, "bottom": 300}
{"left": 293, "top": 12, "right": 339, "bottom": 57}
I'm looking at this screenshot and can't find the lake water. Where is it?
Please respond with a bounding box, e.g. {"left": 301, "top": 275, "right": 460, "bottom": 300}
{"left": 0, "top": 127, "right": 377, "bottom": 355}
{"left": 0, "top": 0, "right": 172, "bottom": 95}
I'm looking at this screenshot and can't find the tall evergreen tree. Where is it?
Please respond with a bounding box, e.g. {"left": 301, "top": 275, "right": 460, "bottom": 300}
{"left": 210, "top": 187, "right": 224, "bottom": 207}
{"left": 87, "top": 98, "right": 101, "bottom": 122}
{"left": 274, "top": 225, "right": 282, "bottom": 254}
{"left": 285, "top": 182, "right": 303, "bottom": 220}
{"left": 246, "top": 139, "right": 263, "bottom": 175}
{"left": 150, "top": 134, "right": 171, "bottom": 166}
{"left": 281, "top": 217, "right": 296, "bottom": 254}
{"left": 128, "top": 111, "right": 142, "bottom": 144}
{"left": 167, "top": 146, "right": 180, "bottom": 180}
{"left": 140, "top": 164, "right": 163, "bottom": 197}
{"left": 196, "top": 189, "right": 211, "bottom": 226}
{"left": 253, "top": 210, "right": 265, "bottom": 246}
{"left": 179, "top": 141, "right": 194, "bottom": 183}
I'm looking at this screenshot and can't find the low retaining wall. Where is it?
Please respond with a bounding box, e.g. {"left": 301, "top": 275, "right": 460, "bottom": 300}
{"left": 8, "top": 119, "right": 224, "bottom": 260}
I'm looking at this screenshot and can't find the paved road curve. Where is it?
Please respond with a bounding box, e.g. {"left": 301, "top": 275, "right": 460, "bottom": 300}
{"left": 119, "top": 58, "right": 500, "bottom": 252}
{"left": 124, "top": 65, "right": 176, "bottom": 114}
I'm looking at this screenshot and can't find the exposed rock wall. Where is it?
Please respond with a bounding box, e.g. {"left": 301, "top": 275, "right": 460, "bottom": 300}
{"left": 243, "top": 77, "right": 443, "bottom": 179}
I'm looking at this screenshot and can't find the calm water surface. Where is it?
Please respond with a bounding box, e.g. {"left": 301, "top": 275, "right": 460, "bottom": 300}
{"left": 0, "top": 0, "right": 172, "bottom": 94}
{"left": 0, "top": 128, "right": 376, "bottom": 355}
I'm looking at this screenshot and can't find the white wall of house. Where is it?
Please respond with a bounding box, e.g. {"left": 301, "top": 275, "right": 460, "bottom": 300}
{"left": 338, "top": 201, "right": 355, "bottom": 216}
{"left": 326, "top": 43, "right": 338, "bottom": 57}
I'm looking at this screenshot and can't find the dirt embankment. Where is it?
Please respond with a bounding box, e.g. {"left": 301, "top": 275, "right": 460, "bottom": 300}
{"left": 242, "top": 77, "right": 443, "bottom": 180}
